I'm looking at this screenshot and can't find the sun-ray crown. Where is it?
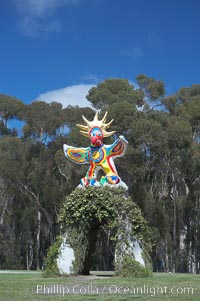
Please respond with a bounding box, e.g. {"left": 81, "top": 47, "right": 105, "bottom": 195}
{"left": 76, "top": 111, "right": 115, "bottom": 138}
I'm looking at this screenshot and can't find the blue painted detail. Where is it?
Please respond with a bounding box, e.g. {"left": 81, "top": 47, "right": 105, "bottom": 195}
{"left": 89, "top": 146, "right": 104, "bottom": 163}
{"left": 90, "top": 178, "right": 97, "bottom": 186}
{"left": 90, "top": 127, "right": 103, "bottom": 136}
{"left": 106, "top": 175, "right": 120, "bottom": 184}
{"left": 73, "top": 153, "right": 81, "bottom": 157}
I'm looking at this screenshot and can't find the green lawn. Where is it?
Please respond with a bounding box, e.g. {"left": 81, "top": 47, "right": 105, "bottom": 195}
{"left": 0, "top": 271, "right": 199, "bottom": 301}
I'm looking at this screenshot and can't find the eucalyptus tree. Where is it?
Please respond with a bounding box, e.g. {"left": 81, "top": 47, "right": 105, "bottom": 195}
{"left": 0, "top": 94, "right": 24, "bottom": 136}
{"left": 86, "top": 76, "right": 200, "bottom": 273}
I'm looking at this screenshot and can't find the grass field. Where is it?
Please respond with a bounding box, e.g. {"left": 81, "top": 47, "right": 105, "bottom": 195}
{"left": 0, "top": 271, "right": 200, "bottom": 301}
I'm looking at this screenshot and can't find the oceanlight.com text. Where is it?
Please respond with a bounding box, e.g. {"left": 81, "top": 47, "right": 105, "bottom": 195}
{"left": 36, "top": 283, "right": 194, "bottom": 296}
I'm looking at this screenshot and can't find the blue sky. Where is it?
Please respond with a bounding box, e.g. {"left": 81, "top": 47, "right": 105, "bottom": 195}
{"left": 0, "top": 0, "right": 200, "bottom": 107}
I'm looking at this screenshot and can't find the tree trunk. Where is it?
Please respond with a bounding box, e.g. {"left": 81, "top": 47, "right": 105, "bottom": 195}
{"left": 172, "top": 196, "right": 176, "bottom": 273}
{"left": 36, "top": 210, "right": 41, "bottom": 270}
{"left": 0, "top": 198, "right": 8, "bottom": 226}
{"left": 165, "top": 238, "right": 169, "bottom": 272}
{"left": 171, "top": 171, "right": 177, "bottom": 273}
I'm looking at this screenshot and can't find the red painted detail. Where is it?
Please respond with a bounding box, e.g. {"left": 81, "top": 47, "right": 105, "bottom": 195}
{"left": 113, "top": 141, "right": 122, "bottom": 152}
{"left": 88, "top": 161, "right": 95, "bottom": 177}
{"left": 107, "top": 155, "right": 116, "bottom": 173}
{"left": 91, "top": 136, "right": 101, "bottom": 145}
{"left": 110, "top": 144, "right": 124, "bottom": 157}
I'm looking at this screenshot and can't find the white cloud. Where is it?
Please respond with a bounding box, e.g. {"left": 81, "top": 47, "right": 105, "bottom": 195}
{"left": 122, "top": 46, "right": 143, "bottom": 60}
{"left": 81, "top": 73, "right": 101, "bottom": 84}
{"left": 14, "top": 0, "right": 81, "bottom": 36}
{"left": 15, "top": 0, "right": 80, "bottom": 17}
{"left": 36, "top": 84, "right": 95, "bottom": 108}
{"left": 19, "top": 16, "right": 61, "bottom": 37}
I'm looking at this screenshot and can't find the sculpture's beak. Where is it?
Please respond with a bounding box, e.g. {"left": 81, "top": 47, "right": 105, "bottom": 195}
{"left": 91, "top": 136, "right": 103, "bottom": 147}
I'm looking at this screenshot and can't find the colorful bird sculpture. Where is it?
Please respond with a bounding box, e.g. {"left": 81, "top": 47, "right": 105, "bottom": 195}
{"left": 63, "top": 111, "right": 128, "bottom": 187}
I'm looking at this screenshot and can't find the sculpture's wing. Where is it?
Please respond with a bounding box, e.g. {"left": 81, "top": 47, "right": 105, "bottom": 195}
{"left": 63, "top": 144, "right": 89, "bottom": 164}
{"left": 106, "top": 135, "right": 128, "bottom": 159}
